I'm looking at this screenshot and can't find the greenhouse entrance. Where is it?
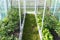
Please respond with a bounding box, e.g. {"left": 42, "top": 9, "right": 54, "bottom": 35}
{"left": 0, "top": 0, "right": 60, "bottom": 40}
{"left": 20, "top": 0, "right": 50, "bottom": 40}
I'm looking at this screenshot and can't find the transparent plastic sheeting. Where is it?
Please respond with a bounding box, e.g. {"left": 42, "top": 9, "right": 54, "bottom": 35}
{"left": 54, "top": 0, "right": 60, "bottom": 22}
{"left": 51, "top": 0, "right": 60, "bottom": 21}
{"left": 0, "top": 0, "right": 7, "bottom": 20}
{"left": 0, "top": 0, "right": 11, "bottom": 20}
{"left": 7, "top": 0, "right": 11, "bottom": 9}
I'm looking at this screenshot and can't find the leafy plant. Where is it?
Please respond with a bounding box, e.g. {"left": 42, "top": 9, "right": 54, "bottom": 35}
{"left": 37, "top": 13, "right": 58, "bottom": 29}
{"left": 55, "top": 22, "right": 60, "bottom": 36}
{"left": 42, "top": 28, "right": 53, "bottom": 40}
{"left": 0, "top": 7, "right": 19, "bottom": 40}
{"left": 37, "top": 13, "right": 57, "bottom": 40}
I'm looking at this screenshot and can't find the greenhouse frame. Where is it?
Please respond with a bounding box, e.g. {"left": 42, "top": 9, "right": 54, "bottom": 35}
{"left": 0, "top": 0, "right": 60, "bottom": 40}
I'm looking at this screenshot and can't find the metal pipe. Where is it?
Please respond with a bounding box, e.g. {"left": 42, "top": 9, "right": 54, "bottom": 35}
{"left": 18, "top": 0, "right": 26, "bottom": 40}
{"left": 34, "top": 0, "right": 42, "bottom": 40}
{"left": 17, "top": 0, "right": 21, "bottom": 40}
{"left": 53, "top": 0, "right": 57, "bottom": 16}
{"left": 41, "top": 0, "right": 47, "bottom": 39}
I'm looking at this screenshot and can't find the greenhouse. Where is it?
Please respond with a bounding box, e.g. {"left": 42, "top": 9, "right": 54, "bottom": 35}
{"left": 0, "top": 0, "right": 60, "bottom": 40}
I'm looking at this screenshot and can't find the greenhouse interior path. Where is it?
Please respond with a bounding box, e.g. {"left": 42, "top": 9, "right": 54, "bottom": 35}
{"left": 22, "top": 14, "right": 40, "bottom": 40}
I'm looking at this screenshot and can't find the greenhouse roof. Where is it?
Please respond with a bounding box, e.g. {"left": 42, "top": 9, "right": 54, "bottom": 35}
{"left": 20, "top": 0, "right": 50, "bottom": 7}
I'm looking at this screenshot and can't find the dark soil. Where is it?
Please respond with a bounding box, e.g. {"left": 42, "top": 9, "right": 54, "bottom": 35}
{"left": 49, "top": 29, "right": 60, "bottom": 40}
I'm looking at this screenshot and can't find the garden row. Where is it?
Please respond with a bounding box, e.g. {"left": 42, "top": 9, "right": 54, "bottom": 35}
{"left": 0, "top": 8, "right": 60, "bottom": 40}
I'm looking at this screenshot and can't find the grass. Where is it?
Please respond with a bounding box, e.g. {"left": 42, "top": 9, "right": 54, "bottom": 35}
{"left": 22, "top": 14, "right": 40, "bottom": 40}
